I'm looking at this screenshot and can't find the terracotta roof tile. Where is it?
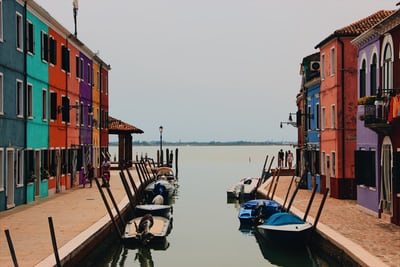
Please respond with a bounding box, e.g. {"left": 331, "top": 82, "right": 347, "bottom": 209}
{"left": 335, "top": 10, "right": 395, "bottom": 35}
{"left": 315, "top": 10, "right": 395, "bottom": 48}
{"left": 108, "top": 116, "right": 144, "bottom": 134}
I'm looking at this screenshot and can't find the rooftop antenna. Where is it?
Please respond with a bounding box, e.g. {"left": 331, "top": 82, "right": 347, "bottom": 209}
{"left": 73, "top": 0, "right": 79, "bottom": 37}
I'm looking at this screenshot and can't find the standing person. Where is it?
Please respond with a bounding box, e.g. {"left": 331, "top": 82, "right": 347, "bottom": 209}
{"left": 285, "top": 150, "right": 288, "bottom": 167}
{"left": 85, "top": 163, "right": 95, "bottom": 188}
{"left": 287, "top": 150, "right": 293, "bottom": 170}
{"left": 278, "top": 149, "right": 284, "bottom": 168}
{"left": 101, "top": 156, "right": 111, "bottom": 187}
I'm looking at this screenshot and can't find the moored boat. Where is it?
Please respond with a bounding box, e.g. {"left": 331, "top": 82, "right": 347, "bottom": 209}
{"left": 227, "top": 177, "right": 260, "bottom": 199}
{"left": 238, "top": 199, "right": 282, "bottom": 226}
{"left": 256, "top": 212, "right": 313, "bottom": 246}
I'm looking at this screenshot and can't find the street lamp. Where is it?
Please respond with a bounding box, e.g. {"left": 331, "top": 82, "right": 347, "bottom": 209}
{"left": 159, "top": 126, "right": 163, "bottom": 166}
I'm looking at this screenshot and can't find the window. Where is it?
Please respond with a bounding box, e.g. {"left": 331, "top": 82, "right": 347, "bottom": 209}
{"left": 27, "top": 83, "right": 33, "bottom": 118}
{"left": 355, "top": 150, "right": 376, "bottom": 187}
{"left": 80, "top": 58, "right": 84, "bottom": 80}
{"left": 316, "top": 103, "right": 320, "bottom": 130}
{"left": 42, "top": 89, "right": 47, "bottom": 120}
{"left": 97, "top": 71, "right": 100, "bottom": 90}
{"left": 16, "top": 80, "right": 23, "bottom": 117}
{"left": 370, "top": 54, "right": 377, "bottom": 95}
{"left": 331, "top": 151, "right": 336, "bottom": 177}
{"left": 49, "top": 36, "right": 57, "bottom": 65}
{"left": 80, "top": 102, "right": 84, "bottom": 126}
{"left": 383, "top": 43, "right": 392, "bottom": 91}
{"left": 87, "top": 63, "right": 92, "bottom": 86}
{"left": 41, "top": 31, "right": 49, "bottom": 62}
{"left": 0, "top": 0, "right": 3, "bottom": 42}
{"left": 321, "top": 107, "right": 326, "bottom": 130}
{"left": 16, "top": 12, "right": 23, "bottom": 51}
{"left": 321, "top": 151, "right": 326, "bottom": 175}
{"left": 50, "top": 91, "right": 57, "bottom": 120}
{"left": 359, "top": 59, "right": 366, "bottom": 97}
{"left": 0, "top": 72, "right": 3, "bottom": 114}
{"left": 17, "top": 150, "right": 23, "bottom": 186}
{"left": 61, "top": 96, "right": 70, "bottom": 123}
{"left": 0, "top": 149, "right": 3, "bottom": 190}
{"left": 321, "top": 54, "right": 325, "bottom": 80}
{"left": 75, "top": 56, "right": 80, "bottom": 79}
{"left": 331, "top": 105, "right": 336, "bottom": 129}
{"left": 27, "top": 20, "right": 34, "bottom": 54}
{"left": 307, "top": 105, "right": 312, "bottom": 130}
{"left": 330, "top": 47, "right": 335, "bottom": 76}
{"left": 75, "top": 100, "right": 79, "bottom": 125}
{"left": 61, "top": 45, "right": 70, "bottom": 72}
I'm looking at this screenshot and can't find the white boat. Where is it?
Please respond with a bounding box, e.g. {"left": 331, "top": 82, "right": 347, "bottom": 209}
{"left": 227, "top": 177, "right": 260, "bottom": 199}
{"left": 135, "top": 204, "right": 172, "bottom": 218}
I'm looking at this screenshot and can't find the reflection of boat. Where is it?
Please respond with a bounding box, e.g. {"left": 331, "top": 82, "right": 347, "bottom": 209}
{"left": 227, "top": 177, "right": 260, "bottom": 199}
{"left": 256, "top": 212, "right": 312, "bottom": 246}
{"left": 254, "top": 231, "right": 318, "bottom": 266}
{"left": 238, "top": 199, "right": 281, "bottom": 225}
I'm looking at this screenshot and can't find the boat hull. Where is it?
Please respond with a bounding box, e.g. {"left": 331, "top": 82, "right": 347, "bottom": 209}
{"left": 238, "top": 199, "right": 281, "bottom": 225}
{"left": 227, "top": 177, "right": 260, "bottom": 199}
{"left": 257, "top": 222, "right": 313, "bottom": 246}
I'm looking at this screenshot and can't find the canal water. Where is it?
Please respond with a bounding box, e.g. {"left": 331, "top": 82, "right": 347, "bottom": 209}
{"left": 88, "top": 145, "right": 338, "bottom": 267}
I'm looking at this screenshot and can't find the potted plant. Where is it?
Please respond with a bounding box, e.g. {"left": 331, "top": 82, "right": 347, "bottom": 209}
{"left": 357, "top": 95, "right": 376, "bottom": 105}
{"left": 41, "top": 168, "right": 50, "bottom": 181}
{"left": 27, "top": 172, "right": 37, "bottom": 184}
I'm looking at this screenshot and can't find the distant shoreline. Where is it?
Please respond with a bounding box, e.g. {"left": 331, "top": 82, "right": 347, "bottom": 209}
{"left": 109, "top": 141, "right": 295, "bottom": 146}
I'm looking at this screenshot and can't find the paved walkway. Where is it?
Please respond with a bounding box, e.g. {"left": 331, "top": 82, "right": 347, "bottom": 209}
{"left": 0, "top": 172, "right": 399, "bottom": 267}
{"left": 257, "top": 176, "right": 400, "bottom": 267}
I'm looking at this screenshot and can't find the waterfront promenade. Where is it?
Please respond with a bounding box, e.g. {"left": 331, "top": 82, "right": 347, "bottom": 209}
{"left": 0, "top": 171, "right": 399, "bottom": 266}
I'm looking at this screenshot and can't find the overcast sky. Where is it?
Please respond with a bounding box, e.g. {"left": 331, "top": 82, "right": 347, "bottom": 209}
{"left": 35, "top": 0, "right": 397, "bottom": 142}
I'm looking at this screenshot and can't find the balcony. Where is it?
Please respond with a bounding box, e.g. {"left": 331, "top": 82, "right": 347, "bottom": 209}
{"left": 359, "top": 102, "right": 392, "bottom": 135}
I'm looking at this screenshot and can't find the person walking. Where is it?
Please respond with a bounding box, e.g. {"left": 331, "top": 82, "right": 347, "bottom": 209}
{"left": 287, "top": 150, "right": 293, "bottom": 170}
{"left": 101, "top": 156, "right": 111, "bottom": 187}
{"left": 85, "top": 163, "right": 95, "bottom": 188}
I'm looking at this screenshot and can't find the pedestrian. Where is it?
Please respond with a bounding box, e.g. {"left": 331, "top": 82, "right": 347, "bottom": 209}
{"left": 101, "top": 156, "right": 111, "bottom": 187}
{"left": 285, "top": 150, "right": 288, "bottom": 167}
{"left": 287, "top": 150, "right": 293, "bottom": 169}
{"left": 278, "top": 149, "right": 284, "bottom": 168}
{"left": 85, "top": 163, "right": 95, "bottom": 188}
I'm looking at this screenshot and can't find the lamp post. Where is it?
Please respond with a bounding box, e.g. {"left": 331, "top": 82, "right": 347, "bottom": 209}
{"left": 159, "top": 126, "right": 163, "bottom": 166}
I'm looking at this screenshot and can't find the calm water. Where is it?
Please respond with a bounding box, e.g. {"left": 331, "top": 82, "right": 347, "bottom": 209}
{"left": 89, "top": 145, "right": 335, "bottom": 267}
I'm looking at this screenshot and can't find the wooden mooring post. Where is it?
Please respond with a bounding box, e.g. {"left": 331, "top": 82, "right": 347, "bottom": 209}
{"left": 4, "top": 229, "right": 19, "bottom": 267}
{"left": 48, "top": 217, "right": 61, "bottom": 267}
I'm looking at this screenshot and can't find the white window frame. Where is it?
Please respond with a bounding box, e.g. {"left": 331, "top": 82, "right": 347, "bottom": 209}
{"left": 316, "top": 103, "right": 320, "bottom": 130}
{"left": 331, "top": 104, "right": 336, "bottom": 129}
{"left": 26, "top": 20, "right": 34, "bottom": 55}
{"left": 321, "top": 54, "right": 325, "bottom": 80}
{"left": 331, "top": 151, "right": 336, "bottom": 178}
{"left": 16, "top": 79, "right": 23, "bottom": 117}
{"left": 27, "top": 83, "right": 33, "bottom": 118}
{"left": 16, "top": 149, "right": 23, "bottom": 186}
{"left": 321, "top": 151, "right": 326, "bottom": 175}
{"left": 16, "top": 12, "right": 23, "bottom": 52}
{"left": 321, "top": 107, "right": 326, "bottom": 130}
{"left": 0, "top": 72, "right": 3, "bottom": 114}
{"left": 0, "top": 0, "right": 3, "bottom": 42}
{"left": 330, "top": 47, "right": 335, "bottom": 76}
{"left": 75, "top": 100, "right": 79, "bottom": 126}
{"left": 0, "top": 148, "right": 4, "bottom": 191}
{"left": 42, "top": 88, "right": 47, "bottom": 121}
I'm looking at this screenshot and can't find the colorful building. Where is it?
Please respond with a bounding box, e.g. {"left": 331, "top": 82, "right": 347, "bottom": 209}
{"left": 0, "top": 0, "right": 110, "bottom": 211}
{"left": 314, "top": 11, "right": 392, "bottom": 199}
{"left": 352, "top": 9, "right": 400, "bottom": 225}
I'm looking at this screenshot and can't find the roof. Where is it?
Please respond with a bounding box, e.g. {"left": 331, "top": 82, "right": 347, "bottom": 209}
{"left": 108, "top": 116, "right": 144, "bottom": 134}
{"left": 315, "top": 10, "right": 395, "bottom": 48}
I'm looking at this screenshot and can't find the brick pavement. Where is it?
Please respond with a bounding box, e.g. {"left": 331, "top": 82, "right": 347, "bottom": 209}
{"left": 258, "top": 175, "right": 400, "bottom": 267}
{"left": 1, "top": 171, "right": 399, "bottom": 267}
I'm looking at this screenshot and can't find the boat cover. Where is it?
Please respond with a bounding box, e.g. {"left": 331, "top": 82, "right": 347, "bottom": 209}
{"left": 265, "top": 212, "right": 304, "bottom": 226}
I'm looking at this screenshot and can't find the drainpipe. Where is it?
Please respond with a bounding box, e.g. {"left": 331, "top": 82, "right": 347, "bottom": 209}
{"left": 338, "top": 38, "right": 346, "bottom": 185}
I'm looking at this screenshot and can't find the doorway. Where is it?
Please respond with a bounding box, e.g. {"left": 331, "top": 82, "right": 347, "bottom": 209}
{"left": 6, "top": 149, "right": 15, "bottom": 209}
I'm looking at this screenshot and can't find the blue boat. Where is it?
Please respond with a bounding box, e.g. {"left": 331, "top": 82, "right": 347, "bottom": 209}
{"left": 256, "top": 212, "right": 313, "bottom": 246}
{"left": 238, "top": 199, "right": 282, "bottom": 225}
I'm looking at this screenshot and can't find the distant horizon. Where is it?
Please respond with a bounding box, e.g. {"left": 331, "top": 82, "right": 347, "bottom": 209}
{"left": 109, "top": 140, "right": 296, "bottom": 146}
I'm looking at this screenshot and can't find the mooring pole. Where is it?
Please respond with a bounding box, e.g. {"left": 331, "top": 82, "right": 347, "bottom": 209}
{"left": 48, "top": 217, "right": 61, "bottom": 267}
{"left": 286, "top": 175, "right": 304, "bottom": 212}
{"left": 282, "top": 175, "right": 295, "bottom": 210}
{"left": 119, "top": 171, "right": 136, "bottom": 210}
{"left": 94, "top": 177, "right": 123, "bottom": 240}
{"left": 303, "top": 185, "right": 318, "bottom": 221}
{"left": 175, "top": 148, "right": 179, "bottom": 179}
{"left": 4, "top": 229, "right": 19, "bottom": 267}
{"left": 124, "top": 167, "right": 142, "bottom": 201}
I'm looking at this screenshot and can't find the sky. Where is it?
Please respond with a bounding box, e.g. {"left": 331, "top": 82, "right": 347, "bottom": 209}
{"left": 34, "top": 0, "right": 398, "bottom": 142}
